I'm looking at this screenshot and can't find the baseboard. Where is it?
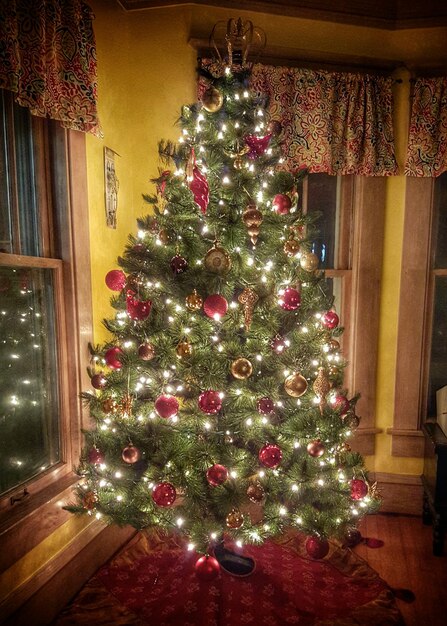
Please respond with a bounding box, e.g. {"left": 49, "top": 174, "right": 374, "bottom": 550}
{"left": 371, "top": 471, "right": 423, "bottom": 516}
{"left": 2, "top": 522, "right": 136, "bottom": 626}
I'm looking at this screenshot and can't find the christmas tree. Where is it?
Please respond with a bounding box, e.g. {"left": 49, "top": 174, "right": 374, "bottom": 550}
{"left": 67, "top": 57, "right": 379, "bottom": 579}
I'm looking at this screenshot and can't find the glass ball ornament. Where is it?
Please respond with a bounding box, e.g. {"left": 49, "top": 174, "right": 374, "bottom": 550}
{"left": 176, "top": 339, "right": 192, "bottom": 358}
{"left": 122, "top": 445, "right": 141, "bottom": 464}
{"left": 91, "top": 372, "right": 107, "bottom": 390}
{"left": 195, "top": 555, "right": 220, "bottom": 581}
{"left": 201, "top": 86, "right": 224, "bottom": 113}
{"left": 267, "top": 119, "right": 282, "bottom": 136}
{"left": 350, "top": 478, "right": 368, "bottom": 500}
{"left": 258, "top": 443, "right": 283, "bottom": 468}
{"left": 88, "top": 446, "right": 104, "bottom": 464}
{"left": 126, "top": 294, "right": 152, "bottom": 320}
{"left": 271, "top": 334, "right": 287, "bottom": 354}
{"left": 154, "top": 394, "right": 179, "bottom": 418}
{"left": 198, "top": 390, "right": 222, "bottom": 414}
{"left": 230, "top": 357, "right": 253, "bottom": 379}
{"left": 322, "top": 310, "right": 340, "bottom": 329}
{"left": 345, "top": 528, "right": 362, "bottom": 547}
{"left": 284, "top": 236, "right": 300, "bottom": 256}
{"left": 305, "top": 536, "right": 329, "bottom": 559}
{"left": 226, "top": 507, "right": 244, "bottom": 529}
{"left": 170, "top": 254, "right": 188, "bottom": 275}
{"left": 185, "top": 289, "right": 203, "bottom": 311}
{"left": 206, "top": 464, "right": 229, "bottom": 487}
{"left": 257, "top": 397, "right": 275, "bottom": 415}
{"left": 104, "top": 347, "right": 123, "bottom": 369}
{"left": 333, "top": 394, "right": 350, "bottom": 415}
{"left": 204, "top": 243, "right": 231, "bottom": 274}
{"left": 151, "top": 482, "right": 176, "bottom": 507}
{"left": 138, "top": 342, "right": 155, "bottom": 360}
{"left": 307, "top": 439, "right": 325, "bottom": 457}
{"left": 279, "top": 287, "right": 301, "bottom": 310}
{"left": 284, "top": 372, "right": 308, "bottom": 397}
{"left": 247, "top": 481, "right": 265, "bottom": 503}
{"left": 272, "top": 193, "right": 292, "bottom": 215}
{"left": 299, "top": 251, "right": 319, "bottom": 272}
{"left": 203, "top": 294, "right": 228, "bottom": 319}
{"left": 105, "top": 269, "right": 126, "bottom": 291}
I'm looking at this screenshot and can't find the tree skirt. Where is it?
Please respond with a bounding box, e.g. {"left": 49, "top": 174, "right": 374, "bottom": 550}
{"left": 54, "top": 529, "right": 404, "bottom": 626}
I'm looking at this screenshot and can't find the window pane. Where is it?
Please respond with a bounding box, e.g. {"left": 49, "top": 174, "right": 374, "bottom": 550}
{"left": 0, "top": 266, "right": 60, "bottom": 494}
{"left": 433, "top": 172, "right": 447, "bottom": 269}
{"left": 427, "top": 276, "right": 447, "bottom": 417}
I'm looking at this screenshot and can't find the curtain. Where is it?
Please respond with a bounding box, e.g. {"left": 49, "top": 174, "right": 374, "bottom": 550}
{"left": 0, "top": 0, "right": 101, "bottom": 136}
{"left": 405, "top": 77, "right": 447, "bottom": 177}
{"left": 249, "top": 64, "right": 398, "bottom": 176}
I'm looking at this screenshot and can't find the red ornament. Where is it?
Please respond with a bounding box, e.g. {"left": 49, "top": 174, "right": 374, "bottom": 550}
{"left": 88, "top": 447, "right": 104, "bottom": 464}
{"left": 138, "top": 343, "right": 155, "bottom": 360}
{"left": 195, "top": 555, "right": 220, "bottom": 581}
{"left": 154, "top": 394, "right": 179, "bottom": 418}
{"left": 257, "top": 397, "right": 275, "bottom": 415}
{"left": 345, "top": 528, "right": 362, "bottom": 547}
{"left": 271, "top": 334, "right": 287, "bottom": 354}
{"left": 267, "top": 120, "right": 282, "bottom": 136}
{"left": 203, "top": 294, "right": 228, "bottom": 319}
{"left": 206, "top": 464, "right": 228, "bottom": 487}
{"left": 152, "top": 482, "right": 176, "bottom": 507}
{"left": 198, "top": 390, "right": 222, "bottom": 414}
{"left": 188, "top": 149, "right": 209, "bottom": 214}
{"left": 322, "top": 310, "right": 339, "bottom": 329}
{"left": 350, "top": 478, "right": 368, "bottom": 500}
{"left": 91, "top": 373, "right": 107, "bottom": 389}
{"left": 126, "top": 292, "right": 152, "bottom": 320}
{"left": 307, "top": 439, "right": 325, "bottom": 457}
{"left": 259, "top": 443, "right": 283, "bottom": 468}
{"left": 333, "top": 394, "right": 350, "bottom": 415}
{"left": 156, "top": 170, "right": 171, "bottom": 197}
{"left": 244, "top": 133, "right": 272, "bottom": 159}
{"left": 122, "top": 445, "right": 141, "bottom": 464}
{"left": 105, "top": 269, "right": 126, "bottom": 291}
{"left": 305, "top": 536, "right": 329, "bottom": 559}
{"left": 279, "top": 287, "right": 301, "bottom": 310}
{"left": 170, "top": 254, "right": 188, "bottom": 275}
{"left": 132, "top": 243, "right": 146, "bottom": 253}
{"left": 104, "top": 347, "right": 123, "bottom": 369}
{"left": 272, "top": 194, "right": 292, "bottom": 215}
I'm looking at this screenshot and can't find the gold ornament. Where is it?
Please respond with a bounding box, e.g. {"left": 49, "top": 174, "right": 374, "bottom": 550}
{"left": 202, "top": 86, "right": 224, "bottom": 113}
{"left": 118, "top": 394, "right": 133, "bottom": 417}
{"left": 313, "top": 367, "right": 331, "bottom": 413}
{"left": 284, "top": 372, "right": 308, "bottom": 397}
{"left": 82, "top": 490, "right": 98, "bottom": 510}
{"left": 102, "top": 398, "right": 118, "bottom": 414}
{"left": 233, "top": 156, "right": 244, "bottom": 170}
{"left": 242, "top": 203, "right": 263, "bottom": 245}
{"left": 158, "top": 229, "right": 173, "bottom": 245}
{"left": 204, "top": 242, "right": 231, "bottom": 274}
{"left": 328, "top": 339, "right": 340, "bottom": 353}
{"left": 238, "top": 287, "right": 259, "bottom": 331}
{"left": 247, "top": 481, "right": 265, "bottom": 503}
{"left": 176, "top": 339, "right": 192, "bottom": 358}
{"left": 283, "top": 235, "right": 300, "bottom": 257}
{"left": 300, "top": 251, "right": 319, "bottom": 272}
{"left": 226, "top": 507, "right": 244, "bottom": 529}
{"left": 231, "top": 357, "right": 253, "bottom": 379}
{"left": 185, "top": 289, "right": 203, "bottom": 311}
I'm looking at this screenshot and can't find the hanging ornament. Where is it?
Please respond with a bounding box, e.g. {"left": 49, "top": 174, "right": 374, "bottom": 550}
{"left": 284, "top": 372, "right": 308, "bottom": 397}
{"left": 267, "top": 119, "right": 282, "bottom": 136}
{"left": 195, "top": 555, "right": 220, "bottom": 581}
{"left": 201, "top": 86, "right": 224, "bottom": 113}
{"left": 158, "top": 228, "right": 173, "bottom": 245}
{"left": 126, "top": 292, "right": 152, "bottom": 320}
{"left": 322, "top": 310, "right": 340, "bottom": 330}
{"left": 307, "top": 439, "right": 325, "bottom": 457}
{"left": 283, "top": 235, "right": 300, "bottom": 257}
{"left": 206, "top": 464, "right": 229, "bottom": 487}
{"left": 88, "top": 447, "right": 104, "bottom": 465}
{"left": 170, "top": 254, "right": 188, "bottom": 275}
{"left": 258, "top": 443, "right": 283, "bottom": 468}
{"left": 238, "top": 287, "right": 259, "bottom": 331}
{"left": 102, "top": 398, "right": 117, "bottom": 414}
{"left": 156, "top": 170, "right": 171, "bottom": 197}
{"left": 198, "top": 390, "right": 222, "bottom": 414}
{"left": 204, "top": 242, "right": 232, "bottom": 274}
{"left": 138, "top": 342, "right": 155, "bottom": 360}
{"left": 118, "top": 394, "right": 133, "bottom": 417}
{"left": 350, "top": 478, "right": 368, "bottom": 500}
{"left": 233, "top": 156, "right": 244, "bottom": 170}
{"left": 104, "top": 347, "right": 124, "bottom": 369}
{"left": 343, "top": 412, "right": 361, "bottom": 429}
{"left": 272, "top": 193, "right": 292, "bottom": 215}
{"left": 226, "top": 508, "right": 244, "bottom": 529}
{"left": 313, "top": 367, "right": 331, "bottom": 413}
{"left": 247, "top": 481, "right": 265, "bottom": 503}
{"left": 244, "top": 133, "right": 272, "bottom": 159}
{"left": 203, "top": 294, "right": 228, "bottom": 319}
{"left": 271, "top": 334, "right": 287, "bottom": 354}
{"left": 185, "top": 289, "right": 203, "bottom": 311}
{"left": 132, "top": 242, "right": 145, "bottom": 254}
{"left": 176, "top": 339, "right": 192, "bottom": 358}
{"left": 154, "top": 394, "right": 179, "bottom": 418}
{"left": 230, "top": 357, "right": 253, "bottom": 379}
{"left": 152, "top": 482, "right": 176, "bottom": 507}
{"left": 82, "top": 490, "right": 98, "bottom": 510}
{"left": 105, "top": 269, "right": 126, "bottom": 291}
{"left": 242, "top": 203, "right": 263, "bottom": 245}
{"left": 305, "top": 536, "right": 329, "bottom": 559}
{"left": 122, "top": 445, "right": 141, "bottom": 464}
{"left": 333, "top": 394, "right": 350, "bottom": 415}
{"left": 187, "top": 148, "right": 209, "bottom": 214}
{"left": 126, "top": 273, "right": 143, "bottom": 292}
{"left": 344, "top": 528, "right": 363, "bottom": 548}
{"left": 91, "top": 373, "right": 107, "bottom": 390}
{"left": 300, "top": 251, "right": 319, "bottom": 272}
{"left": 327, "top": 339, "right": 340, "bottom": 353}
{"left": 257, "top": 397, "right": 275, "bottom": 415}
{"left": 279, "top": 286, "right": 301, "bottom": 310}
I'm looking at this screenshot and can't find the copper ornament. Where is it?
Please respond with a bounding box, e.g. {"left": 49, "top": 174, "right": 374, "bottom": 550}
{"left": 327, "top": 339, "right": 340, "bottom": 353}
{"left": 82, "top": 490, "right": 98, "bottom": 510}
{"left": 204, "top": 242, "right": 231, "bottom": 274}
{"left": 231, "top": 357, "right": 253, "bottom": 379}
{"left": 158, "top": 229, "right": 173, "bottom": 245}
{"left": 242, "top": 203, "right": 263, "bottom": 245}
{"left": 284, "top": 372, "right": 308, "bottom": 397}
{"left": 233, "top": 156, "right": 244, "bottom": 170}
{"left": 118, "top": 394, "right": 133, "bottom": 417}
{"left": 284, "top": 235, "right": 300, "bottom": 257}
{"left": 202, "top": 86, "right": 224, "bottom": 113}
{"left": 299, "top": 251, "right": 319, "bottom": 272}
{"left": 238, "top": 287, "right": 259, "bottom": 331}
{"left": 247, "top": 481, "right": 265, "bottom": 503}
{"left": 102, "top": 398, "right": 118, "bottom": 414}
{"left": 185, "top": 289, "right": 203, "bottom": 311}
{"left": 138, "top": 342, "right": 155, "bottom": 360}
{"left": 313, "top": 367, "right": 331, "bottom": 413}
{"left": 226, "top": 507, "right": 244, "bottom": 529}
{"left": 176, "top": 339, "right": 192, "bottom": 358}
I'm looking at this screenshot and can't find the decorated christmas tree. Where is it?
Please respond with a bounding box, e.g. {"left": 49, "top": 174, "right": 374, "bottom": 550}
{"left": 67, "top": 41, "right": 379, "bottom": 580}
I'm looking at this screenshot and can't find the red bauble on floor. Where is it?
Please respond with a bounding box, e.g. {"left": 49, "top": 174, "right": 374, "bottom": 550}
{"left": 194, "top": 555, "right": 220, "bottom": 581}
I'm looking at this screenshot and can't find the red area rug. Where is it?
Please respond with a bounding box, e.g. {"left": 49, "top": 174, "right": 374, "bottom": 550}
{"left": 54, "top": 530, "right": 404, "bottom": 626}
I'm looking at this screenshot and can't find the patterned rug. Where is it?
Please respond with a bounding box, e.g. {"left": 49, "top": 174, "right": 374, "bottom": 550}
{"left": 53, "top": 529, "right": 404, "bottom": 625}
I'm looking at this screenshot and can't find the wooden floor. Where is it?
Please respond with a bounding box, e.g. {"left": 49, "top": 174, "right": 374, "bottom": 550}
{"left": 355, "top": 514, "right": 447, "bottom": 626}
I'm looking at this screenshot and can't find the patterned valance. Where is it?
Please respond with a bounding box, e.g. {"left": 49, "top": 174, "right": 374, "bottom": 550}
{"left": 0, "top": 0, "right": 101, "bottom": 136}
{"left": 405, "top": 77, "right": 447, "bottom": 177}
{"left": 250, "top": 64, "right": 398, "bottom": 176}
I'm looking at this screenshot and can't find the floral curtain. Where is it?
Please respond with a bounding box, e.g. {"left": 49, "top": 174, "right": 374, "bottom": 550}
{"left": 405, "top": 77, "right": 447, "bottom": 177}
{"left": 0, "top": 0, "right": 101, "bottom": 136}
{"left": 249, "top": 64, "right": 398, "bottom": 176}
